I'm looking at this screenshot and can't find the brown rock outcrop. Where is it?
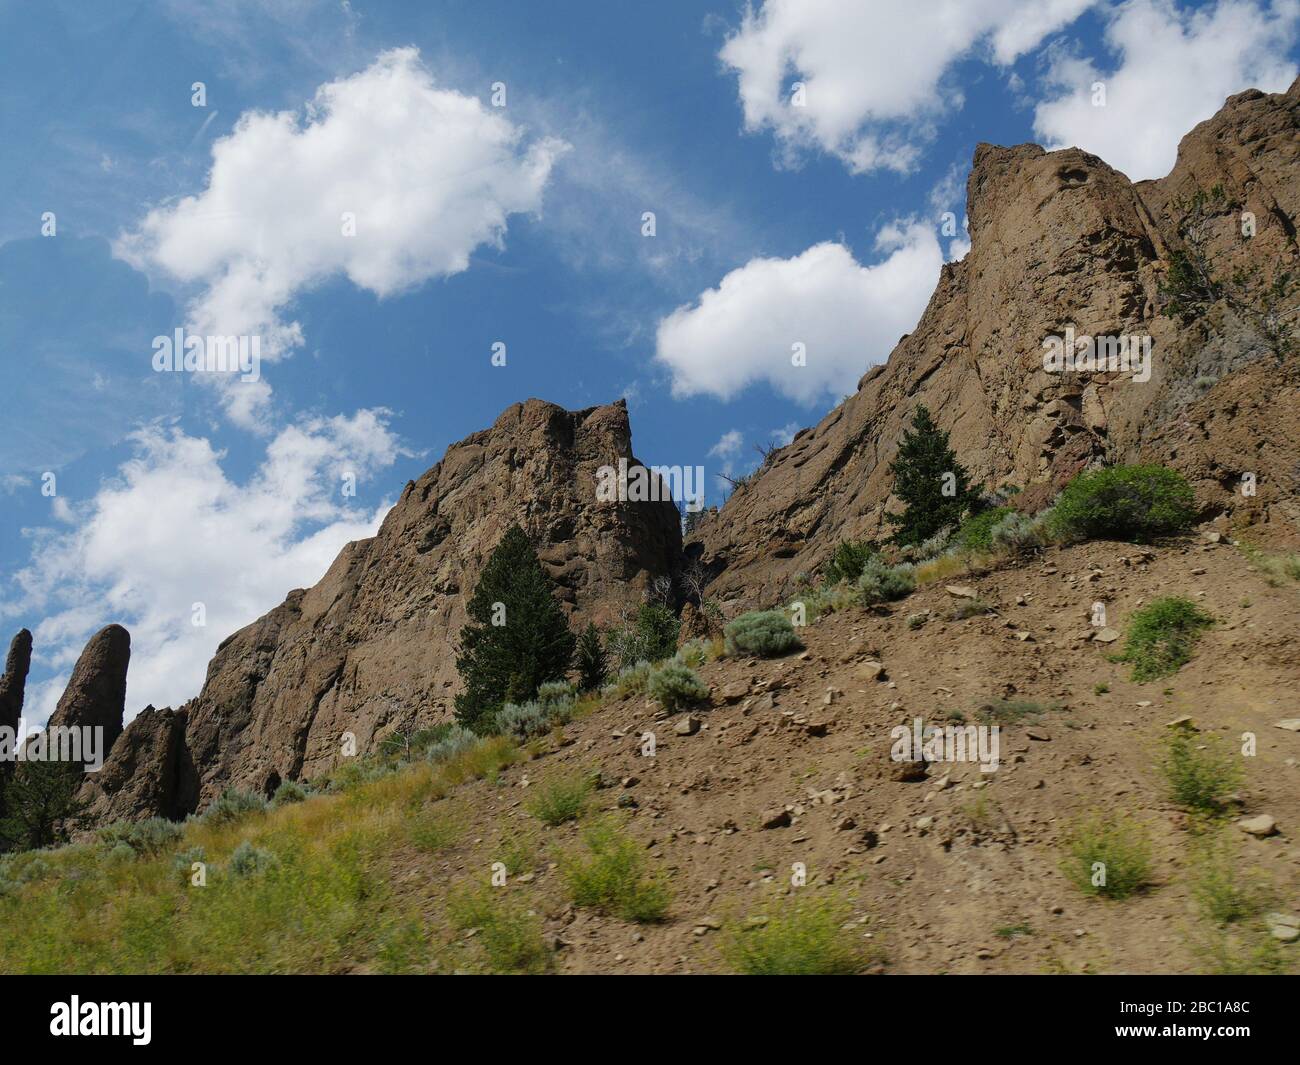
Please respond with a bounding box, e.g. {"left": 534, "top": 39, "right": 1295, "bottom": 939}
{"left": 170, "top": 398, "right": 681, "bottom": 811}
{"left": 79, "top": 706, "right": 189, "bottom": 824}
{"left": 689, "top": 78, "right": 1300, "bottom": 605}
{"left": 46, "top": 624, "right": 130, "bottom": 758}
{"left": 0, "top": 628, "right": 32, "bottom": 736}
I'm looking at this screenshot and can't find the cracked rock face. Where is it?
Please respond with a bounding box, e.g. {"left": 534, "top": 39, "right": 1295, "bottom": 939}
{"left": 79, "top": 705, "right": 190, "bottom": 824}
{"left": 686, "top": 78, "right": 1300, "bottom": 606}
{"left": 170, "top": 398, "right": 682, "bottom": 813}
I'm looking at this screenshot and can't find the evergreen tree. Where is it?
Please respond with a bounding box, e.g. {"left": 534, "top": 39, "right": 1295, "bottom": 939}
{"left": 886, "top": 405, "right": 980, "bottom": 546}
{"left": 454, "top": 525, "right": 576, "bottom": 733}
{"left": 575, "top": 622, "right": 608, "bottom": 692}
{"left": 0, "top": 760, "right": 88, "bottom": 852}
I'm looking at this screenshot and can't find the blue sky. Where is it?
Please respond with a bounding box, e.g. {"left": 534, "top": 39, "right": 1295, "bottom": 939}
{"left": 1, "top": 0, "right": 1297, "bottom": 725}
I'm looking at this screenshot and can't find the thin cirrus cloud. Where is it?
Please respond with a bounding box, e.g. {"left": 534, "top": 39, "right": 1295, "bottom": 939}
{"left": 1033, "top": 0, "right": 1299, "bottom": 181}
{"left": 4, "top": 410, "right": 406, "bottom": 727}
{"left": 654, "top": 224, "right": 944, "bottom": 406}
{"left": 719, "top": 0, "right": 1095, "bottom": 173}
{"left": 117, "top": 47, "right": 568, "bottom": 428}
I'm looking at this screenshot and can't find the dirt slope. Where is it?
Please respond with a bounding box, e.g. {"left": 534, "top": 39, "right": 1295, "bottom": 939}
{"left": 399, "top": 537, "right": 1299, "bottom": 974}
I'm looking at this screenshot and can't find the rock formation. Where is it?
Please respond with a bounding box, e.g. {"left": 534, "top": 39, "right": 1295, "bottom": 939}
{"left": 45, "top": 624, "right": 130, "bottom": 758}
{"left": 42, "top": 79, "right": 1300, "bottom": 830}
{"left": 80, "top": 706, "right": 190, "bottom": 824}
{"left": 0, "top": 629, "right": 32, "bottom": 737}
{"left": 167, "top": 398, "right": 682, "bottom": 810}
{"left": 688, "top": 78, "right": 1300, "bottom": 606}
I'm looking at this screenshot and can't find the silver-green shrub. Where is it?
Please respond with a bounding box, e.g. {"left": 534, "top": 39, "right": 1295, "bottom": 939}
{"left": 724, "top": 610, "right": 803, "bottom": 657}
{"left": 228, "top": 840, "right": 278, "bottom": 878}
{"left": 424, "top": 724, "right": 479, "bottom": 763}
{"left": 647, "top": 662, "right": 709, "bottom": 711}
{"left": 195, "top": 788, "right": 267, "bottom": 827}
{"left": 98, "top": 816, "right": 184, "bottom": 855}
{"left": 856, "top": 561, "right": 917, "bottom": 604}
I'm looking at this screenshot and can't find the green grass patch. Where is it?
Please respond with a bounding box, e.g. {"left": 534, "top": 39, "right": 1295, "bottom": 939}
{"left": 1061, "top": 813, "right": 1154, "bottom": 900}
{"left": 1117, "top": 597, "right": 1213, "bottom": 681}
{"left": 527, "top": 774, "right": 592, "bottom": 827}
{"left": 563, "top": 821, "right": 669, "bottom": 922}
{"left": 722, "top": 897, "right": 879, "bottom": 975}
{"left": 0, "top": 735, "right": 519, "bottom": 974}
{"left": 1159, "top": 730, "right": 1242, "bottom": 817}
{"left": 447, "top": 886, "right": 551, "bottom": 974}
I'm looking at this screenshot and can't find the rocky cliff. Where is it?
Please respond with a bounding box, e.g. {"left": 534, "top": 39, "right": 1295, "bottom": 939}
{"left": 688, "top": 78, "right": 1300, "bottom": 606}
{"left": 14, "top": 79, "right": 1299, "bottom": 832}
{"left": 154, "top": 397, "right": 682, "bottom": 812}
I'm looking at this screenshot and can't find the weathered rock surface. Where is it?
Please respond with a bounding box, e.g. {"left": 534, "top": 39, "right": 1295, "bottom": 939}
{"left": 80, "top": 705, "right": 190, "bottom": 824}
{"left": 688, "top": 78, "right": 1300, "bottom": 606}
{"left": 46, "top": 624, "right": 130, "bottom": 757}
{"left": 169, "top": 398, "right": 681, "bottom": 811}
{"left": 0, "top": 628, "right": 32, "bottom": 736}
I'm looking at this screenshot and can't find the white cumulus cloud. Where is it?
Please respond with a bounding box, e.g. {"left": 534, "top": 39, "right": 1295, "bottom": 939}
{"left": 719, "top": 0, "right": 1094, "bottom": 173}
{"left": 1033, "top": 0, "right": 1300, "bottom": 180}
{"left": 4, "top": 410, "right": 405, "bottom": 725}
{"left": 118, "top": 47, "right": 567, "bottom": 426}
{"left": 654, "top": 225, "right": 943, "bottom": 405}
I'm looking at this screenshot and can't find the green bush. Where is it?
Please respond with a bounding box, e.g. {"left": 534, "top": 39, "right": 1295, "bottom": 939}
{"left": 607, "top": 604, "right": 681, "bottom": 669}
{"left": 724, "top": 610, "right": 802, "bottom": 657}
{"left": 228, "top": 840, "right": 278, "bottom": 878}
{"left": 1061, "top": 814, "right": 1153, "bottom": 900}
{"left": 723, "top": 898, "right": 875, "bottom": 975}
{"left": 602, "top": 660, "right": 653, "bottom": 699}
{"left": 824, "top": 538, "right": 877, "bottom": 584}
{"left": 527, "top": 775, "right": 592, "bottom": 826}
{"left": 1118, "top": 597, "right": 1213, "bottom": 681}
{"left": 195, "top": 788, "right": 267, "bottom": 827}
{"left": 902, "top": 526, "right": 954, "bottom": 562}
{"left": 493, "top": 700, "right": 558, "bottom": 740}
{"left": 564, "top": 822, "right": 669, "bottom": 922}
{"left": 424, "top": 725, "right": 479, "bottom": 764}
{"left": 378, "top": 724, "right": 453, "bottom": 761}
{"left": 536, "top": 680, "right": 577, "bottom": 708}
{"left": 647, "top": 662, "right": 709, "bottom": 711}
{"left": 1192, "top": 835, "right": 1270, "bottom": 924}
{"left": 856, "top": 560, "right": 917, "bottom": 605}
{"left": 106, "top": 842, "right": 137, "bottom": 863}
{"left": 953, "top": 507, "right": 1014, "bottom": 552}
{"left": 97, "top": 817, "right": 184, "bottom": 855}
{"left": 794, "top": 583, "right": 857, "bottom": 623}
{"left": 1049, "top": 465, "right": 1196, "bottom": 543}
{"left": 673, "top": 639, "right": 709, "bottom": 669}
{"left": 989, "top": 508, "right": 1051, "bottom": 552}
{"left": 448, "top": 887, "right": 550, "bottom": 974}
{"left": 270, "top": 780, "right": 311, "bottom": 807}
{"left": 1160, "top": 730, "right": 1242, "bottom": 815}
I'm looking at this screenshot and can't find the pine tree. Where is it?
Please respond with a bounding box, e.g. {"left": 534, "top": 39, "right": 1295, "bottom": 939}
{"left": 886, "top": 405, "right": 980, "bottom": 546}
{"left": 454, "top": 525, "right": 576, "bottom": 733}
{"left": 575, "top": 622, "right": 608, "bottom": 692}
{"left": 0, "top": 760, "right": 88, "bottom": 852}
